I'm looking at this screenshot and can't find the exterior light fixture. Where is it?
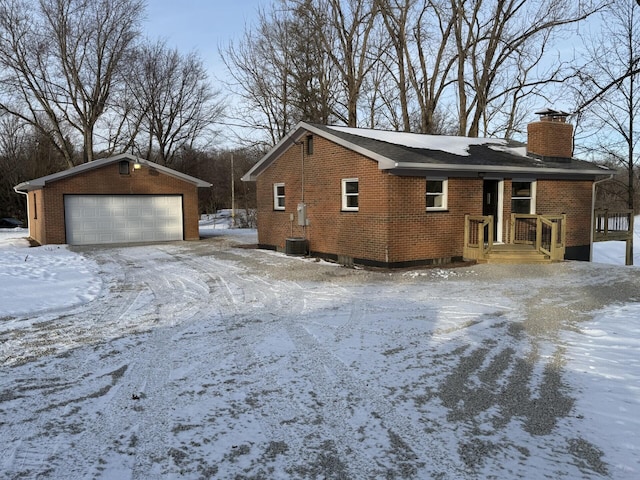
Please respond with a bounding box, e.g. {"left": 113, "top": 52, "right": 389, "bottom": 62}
{"left": 133, "top": 162, "right": 142, "bottom": 170}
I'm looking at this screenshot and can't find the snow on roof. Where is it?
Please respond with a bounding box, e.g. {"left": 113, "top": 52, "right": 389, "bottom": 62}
{"left": 327, "top": 125, "right": 508, "bottom": 157}
{"left": 489, "top": 144, "right": 530, "bottom": 158}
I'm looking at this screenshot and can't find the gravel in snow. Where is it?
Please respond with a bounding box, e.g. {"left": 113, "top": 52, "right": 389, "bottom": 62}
{"left": 0, "top": 230, "right": 639, "bottom": 479}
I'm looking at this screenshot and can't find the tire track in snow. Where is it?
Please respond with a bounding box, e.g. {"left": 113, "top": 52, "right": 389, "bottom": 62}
{"left": 175, "top": 252, "right": 466, "bottom": 478}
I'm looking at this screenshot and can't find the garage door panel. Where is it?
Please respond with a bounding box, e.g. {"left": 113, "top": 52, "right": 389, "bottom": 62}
{"left": 65, "top": 195, "right": 183, "bottom": 245}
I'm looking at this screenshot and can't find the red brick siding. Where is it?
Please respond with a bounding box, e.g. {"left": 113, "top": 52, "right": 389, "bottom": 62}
{"left": 385, "top": 176, "right": 483, "bottom": 262}
{"left": 536, "top": 179, "right": 593, "bottom": 247}
{"left": 255, "top": 132, "right": 594, "bottom": 265}
{"left": 527, "top": 121, "right": 573, "bottom": 159}
{"left": 256, "top": 136, "right": 480, "bottom": 263}
{"left": 256, "top": 136, "right": 392, "bottom": 261}
{"left": 33, "top": 162, "right": 200, "bottom": 245}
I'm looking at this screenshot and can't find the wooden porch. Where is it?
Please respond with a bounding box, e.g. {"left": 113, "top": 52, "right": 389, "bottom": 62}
{"left": 593, "top": 209, "right": 635, "bottom": 265}
{"left": 464, "top": 214, "right": 566, "bottom": 264}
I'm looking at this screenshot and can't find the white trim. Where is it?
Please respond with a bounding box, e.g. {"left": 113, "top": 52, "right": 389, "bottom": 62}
{"left": 241, "top": 121, "right": 610, "bottom": 183}
{"left": 531, "top": 181, "right": 537, "bottom": 213}
{"left": 496, "top": 180, "right": 504, "bottom": 242}
{"left": 341, "top": 178, "right": 359, "bottom": 211}
{"left": 14, "top": 153, "right": 211, "bottom": 191}
{"left": 511, "top": 179, "right": 537, "bottom": 214}
{"left": 426, "top": 178, "right": 448, "bottom": 211}
{"left": 273, "top": 183, "right": 285, "bottom": 210}
{"left": 391, "top": 162, "right": 606, "bottom": 176}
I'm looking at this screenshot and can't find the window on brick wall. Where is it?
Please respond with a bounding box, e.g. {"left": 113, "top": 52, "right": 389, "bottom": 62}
{"left": 341, "top": 178, "right": 359, "bottom": 211}
{"left": 306, "top": 135, "right": 314, "bottom": 155}
{"left": 273, "top": 183, "right": 285, "bottom": 210}
{"left": 511, "top": 180, "right": 536, "bottom": 214}
{"left": 119, "top": 160, "right": 130, "bottom": 175}
{"left": 426, "top": 178, "right": 448, "bottom": 211}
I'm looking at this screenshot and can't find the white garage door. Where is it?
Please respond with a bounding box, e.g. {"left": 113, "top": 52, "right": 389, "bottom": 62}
{"left": 64, "top": 195, "right": 184, "bottom": 245}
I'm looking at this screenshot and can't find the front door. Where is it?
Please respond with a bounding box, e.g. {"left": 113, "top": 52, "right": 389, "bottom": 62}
{"left": 483, "top": 180, "right": 499, "bottom": 241}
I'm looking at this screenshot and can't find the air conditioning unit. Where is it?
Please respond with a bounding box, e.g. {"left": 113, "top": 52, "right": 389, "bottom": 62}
{"left": 285, "top": 237, "right": 308, "bottom": 256}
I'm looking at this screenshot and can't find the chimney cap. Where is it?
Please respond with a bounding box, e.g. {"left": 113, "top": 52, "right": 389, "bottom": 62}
{"left": 535, "top": 108, "right": 570, "bottom": 118}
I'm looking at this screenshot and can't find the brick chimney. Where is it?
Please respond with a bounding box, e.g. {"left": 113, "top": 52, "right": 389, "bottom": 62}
{"left": 526, "top": 108, "right": 573, "bottom": 161}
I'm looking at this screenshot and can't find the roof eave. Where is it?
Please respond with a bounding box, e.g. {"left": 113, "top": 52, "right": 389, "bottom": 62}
{"left": 241, "top": 122, "right": 397, "bottom": 181}
{"left": 241, "top": 123, "right": 311, "bottom": 181}
{"left": 389, "top": 162, "right": 607, "bottom": 177}
{"left": 13, "top": 154, "right": 212, "bottom": 190}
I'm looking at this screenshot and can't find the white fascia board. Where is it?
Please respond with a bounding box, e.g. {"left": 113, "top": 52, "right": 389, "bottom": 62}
{"left": 390, "top": 162, "right": 608, "bottom": 177}
{"left": 14, "top": 153, "right": 212, "bottom": 190}
{"left": 302, "top": 124, "right": 397, "bottom": 170}
{"left": 241, "top": 122, "right": 398, "bottom": 181}
{"left": 241, "top": 123, "right": 310, "bottom": 181}
{"left": 134, "top": 158, "right": 212, "bottom": 187}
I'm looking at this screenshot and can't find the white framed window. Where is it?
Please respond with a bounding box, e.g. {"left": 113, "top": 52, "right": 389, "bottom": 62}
{"left": 273, "top": 183, "right": 285, "bottom": 210}
{"left": 511, "top": 180, "right": 536, "bottom": 214}
{"left": 341, "top": 178, "right": 359, "bottom": 211}
{"left": 426, "top": 178, "right": 448, "bottom": 211}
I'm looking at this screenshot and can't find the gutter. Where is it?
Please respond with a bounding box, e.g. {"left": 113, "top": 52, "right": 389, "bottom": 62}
{"left": 590, "top": 174, "right": 615, "bottom": 261}
{"left": 13, "top": 185, "right": 30, "bottom": 235}
{"left": 390, "top": 162, "right": 607, "bottom": 177}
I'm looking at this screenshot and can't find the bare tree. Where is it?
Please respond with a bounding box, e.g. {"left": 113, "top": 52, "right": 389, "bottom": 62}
{"left": 221, "top": 0, "right": 339, "bottom": 146}
{"left": 0, "top": 114, "right": 66, "bottom": 218}
{"left": 221, "top": 4, "right": 300, "bottom": 146}
{"left": 316, "top": 0, "right": 381, "bottom": 126}
{"left": 129, "top": 41, "right": 224, "bottom": 166}
{"left": 0, "top": 0, "right": 144, "bottom": 166}
{"left": 575, "top": 0, "right": 639, "bottom": 264}
{"left": 376, "top": 0, "right": 413, "bottom": 131}
{"left": 451, "top": 0, "right": 605, "bottom": 137}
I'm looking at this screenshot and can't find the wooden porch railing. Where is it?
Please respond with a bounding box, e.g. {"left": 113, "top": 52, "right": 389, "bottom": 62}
{"left": 510, "top": 214, "right": 566, "bottom": 261}
{"left": 593, "top": 209, "right": 634, "bottom": 265}
{"left": 464, "top": 214, "right": 566, "bottom": 261}
{"left": 593, "top": 209, "right": 634, "bottom": 242}
{"left": 463, "top": 215, "right": 494, "bottom": 260}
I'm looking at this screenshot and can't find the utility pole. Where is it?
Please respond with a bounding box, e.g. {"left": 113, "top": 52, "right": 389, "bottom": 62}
{"left": 231, "top": 153, "right": 235, "bottom": 227}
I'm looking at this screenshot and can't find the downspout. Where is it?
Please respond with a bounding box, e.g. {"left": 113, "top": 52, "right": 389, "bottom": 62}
{"left": 13, "top": 186, "right": 30, "bottom": 237}
{"left": 590, "top": 174, "right": 614, "bottom": 261}
{"left": 300, "top": 139, "right": 306, "bottom": 239}
{"left": 293, "top": 139, "right": 306, "bottom": 240}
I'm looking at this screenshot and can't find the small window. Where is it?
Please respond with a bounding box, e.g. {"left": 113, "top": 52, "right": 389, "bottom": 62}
{"left": 342, "top": 178, "right": 359, "bottom": 211}
{"left": 426, "top": 179, "right": 448, "bottom": 211}
{"left": 306, "top": 135, "right": 314, "bottom": 155}
{"left": 273, "top": 183, "right": 285, "bottom": 210}
{"left": 511, "top": 180, "right": 536, "bottom": 214}
{"left": 33, "top": 192, "right": 37, "bottom": 219}
{"left": 119, "top": 160, "right": 130, "bottom": 175}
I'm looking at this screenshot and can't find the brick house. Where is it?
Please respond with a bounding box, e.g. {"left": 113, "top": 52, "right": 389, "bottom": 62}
{"left": 14, "top": 153, "right": 211, "bottom": 246}
{"left": 242, "top": 110, "right": 609, "bottom": 268}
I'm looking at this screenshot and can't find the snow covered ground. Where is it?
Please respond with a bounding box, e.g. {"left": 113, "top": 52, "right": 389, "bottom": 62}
{"left": 0, "top": 218, "right": 639, "bottom": 479}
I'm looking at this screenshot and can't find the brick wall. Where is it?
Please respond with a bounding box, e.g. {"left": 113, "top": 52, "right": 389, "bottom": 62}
{"left": 34, "top": 162, "right": 200, "bottom": 245}
{"left": 536, "top": 179, "right": 593, "bottom": 247}
{"left": 255, "top": 132, "right": 595, "bottom": 266}
{"left": 256, "top": 135, "right": 481, "bottom": 265}
{"left": 527, "top": 120, "right": 573, "bottom": 159}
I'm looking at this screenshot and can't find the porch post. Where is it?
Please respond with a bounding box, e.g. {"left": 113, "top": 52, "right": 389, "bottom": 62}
{"left": 626, "top": 214, "right": 634, "bottom": 266}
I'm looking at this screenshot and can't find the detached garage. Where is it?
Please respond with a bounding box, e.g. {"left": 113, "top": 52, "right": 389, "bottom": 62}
{"left": 14, "top": 154, "right": 211, "bottom": 246}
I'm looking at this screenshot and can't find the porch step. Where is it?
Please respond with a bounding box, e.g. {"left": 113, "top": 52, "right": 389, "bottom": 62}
{"left": 479, "top": 244, "right": 552, "bottom": 264}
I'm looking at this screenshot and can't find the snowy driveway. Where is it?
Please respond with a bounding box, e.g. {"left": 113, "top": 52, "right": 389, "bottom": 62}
{"left": 1, "top": 232, "right": 639, "bottom": 479}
